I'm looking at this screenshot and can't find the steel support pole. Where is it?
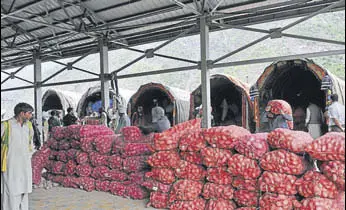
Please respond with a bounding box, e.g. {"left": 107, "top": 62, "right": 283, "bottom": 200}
{"left": 99, "top": 37, "right": 110, "bottom": 111}
{"left": 200, "top": 16, "right": 211, "bottom": 128}
{"left": 33, "top": 52, "right": 43, "bottom": 141}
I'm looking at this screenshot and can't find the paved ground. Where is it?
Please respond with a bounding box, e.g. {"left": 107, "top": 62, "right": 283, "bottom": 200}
{"left": 29, "top": 187, "right": 158, "bottom": 210}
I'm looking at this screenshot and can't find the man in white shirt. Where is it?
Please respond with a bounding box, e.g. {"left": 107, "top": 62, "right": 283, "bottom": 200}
{"left": 305, "top": 102, "right": 324, "bottom": 139}
{"left": 1, "top": 103, "right": 34, "bottom": 210}
{"left": 328, "top": 94, "right": 345, "bottom": 132}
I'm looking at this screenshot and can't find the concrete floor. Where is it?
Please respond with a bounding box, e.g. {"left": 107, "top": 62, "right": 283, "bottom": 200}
{"left": 29, "top": 187, "right": 159, "bottom": 210}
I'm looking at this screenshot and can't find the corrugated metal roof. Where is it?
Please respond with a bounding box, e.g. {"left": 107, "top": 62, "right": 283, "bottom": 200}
{"left": 1, "top": 0, "right": 344, "bottom": 70}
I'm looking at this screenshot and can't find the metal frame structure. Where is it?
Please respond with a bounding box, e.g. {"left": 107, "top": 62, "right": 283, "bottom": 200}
{"left": 1, "top": 0, "right": 345, "bottom": 129}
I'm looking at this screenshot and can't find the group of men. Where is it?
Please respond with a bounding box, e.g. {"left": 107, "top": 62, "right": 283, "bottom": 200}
{"left": 1, "top": 93, "right": 344, "bottom": 210}
{"left": 266, "top": 94, "right": 345, "bottom": 136}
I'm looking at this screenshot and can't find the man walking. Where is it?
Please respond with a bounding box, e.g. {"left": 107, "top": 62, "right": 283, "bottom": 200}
{"left": 1, "top": 103, "right": 34, "bottom": 210}
{"left": 328, "top": 94, "right": 345, "bottom": 132}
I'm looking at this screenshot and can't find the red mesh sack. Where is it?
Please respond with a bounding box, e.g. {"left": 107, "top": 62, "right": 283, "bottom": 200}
{"left": 166, "top": 118, "right": 202, "bottom": 134}
{"left": 207, "top": 167, "right": 233, "bottom": 185}
{"left": 232, "top": 177, "right": 259, "bottom": 191}
{"left": 179, "top": 129, "right": 207, "bottom": 152}
{"left": 111, "top": 135, "right": 123, "bottom": 154}
{"left": 267, "top": 128, "right": 314, "bottom": 153}
{"left": 94, "top": 135, "right": 115, "bottom": 154}
{"left": 107, "top": 155, "right": 122, "bottom": 169}
{"left": 66, "top": 124, "right": 82, "bottom": 139}
{"left": 89, "top": 152, "right": 108, "bottom": 167}
{"left": 202, "top": 183, "right": 234, "bottom": 200}
{"left": 51, "top": 161, "right": 65, "bottom": 175}
{"left": 205, "top": 199, "right": 236, "bottom": 210}
{"left": 70, "top": 140, "right": 80, "bottom": 149}
{"left": 320, "top": 161, "right": 345, "bottom": 191}
{"left": 95, "top": 180, "right": 110, "bottom": 192}
{"left": 333, "top": 191, "right": 345, "bottom": 210}
{"left": 75, "top": 164, "right": 93, "bottom": 177}
{"left": 296, "top": 171, "right": 338, "bottom": 199}
{"left": 108, "top": 169, "right": 128, "bottom": 182}
{"left": 80, "top": 125, "right": 114, "bottom": 137}
{"left": 259, "top": 171, "right": 297, "bottom": 195}
{"left": 147, "top": 151, "right": 181, "bottom": 168}
{"left": 228, "top": 154, "right": 261, "bottom": 179}
{"left": 59, "top": 140, "right": 71, "bottom": 151}
{"left": 66, "top": 149, "right": 78, "bottom": 160}
{"left": 236, "top": 208, "right": 256, "bottom": 210}
{"left": 64, "top": 160, "right": 77, "bottom": 176}
{"left": 126, "top": 184, "right": 149, "bottom": 200}
{"left": 170, "top": 199, "right": 206, "bottom": 210}
{"left": 266, "top": 100, "right": 293, "bottom": 129}
{"left": 76, "top": 152, "right": 89, "bottom": 165}
{"left": 121, "top": 126, "right": 142, "bottom": 142}
{"left": 77, "top": 177, "right": 95, "bottom": 192}
{"left": 266, "top": 100, "right": 293, "bottom": 115}
{"left": 80, "top": 137, "right": 94, "bottom": 153}
{"left": 109, "top": 181, "right": 127, "bottom": 197}
{"left": 50, "top": 174, "right": 65, "bottom": 184}
{"left": 305, "top": 132, "right": 345, "bottom": 161}
{"left": 122, "top": 156, "right": 149, "bottom": 172}
{"left": 146, "top": 168, "right": 176, "bottom": 185}
{"left": 122, "top": 143, "right": 152, "bottom": 157}
{"left": 153, "top": 133, "right": 180, "bottom": 151}
{"left": 169, "top": 180, "right": 203, "bottom": 203}
{"left": 260, "top": 193, "right": 297, "bottom": 210}
{"left": 62, "top": 176, "right": 79, "bottom": 189}
{"left": 203, "top": 126, "right": 250, "bottom": 149}
{"left": 56, "top": 151, "right": 68, "bottom": 163}
{"left": 51, "top": 126, "right": 66, "bottom": 140}
{"left": 201, "top": 147, "right": 233, "bottom": 168}
{"left": 49, "top": 139, "right": 59, "bottom": 150}
{"left": 31, "top": 147, "right": 51, "bottom": 185}
{"left": 147, "top": 192, "right": 169, "bottom": 209}
{"left": 233, "top": 190, "right": 259, "bottom": 207}
{"left": 175, "top": 161, "right": 206, "bottom": 181}
{"left": 260, "top": 149, "right": 308, "bottom": 175}
{"left": 296, "top": 197, "right": 335, "bottom": 210}
{"left": 234, "top": 133, "right": 269, "bottom": 159}
{"left": 128, "top": 172, "right": 146, "bottom": 185}
{"left": 141, "top": 179, "right": 172, "bottom": 193}
{"left": 91, "top": 166, "right": 111, "bottom": 180}
{"left": 180, "top": 152, "right": 203, "bottom": 165}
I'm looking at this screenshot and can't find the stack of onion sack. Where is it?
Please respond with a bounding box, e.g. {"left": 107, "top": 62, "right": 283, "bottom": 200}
{"left": 42, "top": 124, "right": 154, "bottom": 200}
{"left": 231, "top": 133, "right": 268, "bottom": 208}
{"left": 297, "top": 132, "right": 345, "bottom": 209}
{"left": 145, "top": 120, "right": 255, "bottom": 210}
{"left": 257, "top": 128, "right": 313, "bottom": 209}
{"left": 32, "top": 144, "right": 52, "bottom": 186}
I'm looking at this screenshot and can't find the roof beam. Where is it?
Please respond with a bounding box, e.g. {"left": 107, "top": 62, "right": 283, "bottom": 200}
{"left": 169, "top": 0, "right": 202, "bottom": 15}
{"left": 213, "top": 0, "right": 345, "bottom": 64}
{"left": 210, "top": 0, "right": 225, "bottom": 14}
{"left": 1, "top": 69, "right": 34, "bottom": 84}
{"left": 1, "top": 60, "right": 31, "bottom": 85}
{"left": 1, "top": 0, "right": 46, "bottom": 19}
{"left": 212, "top": 22, "right": 345, "bottom": 46}
{"left": 213, "top": 50, "right": 346, "bottom": 68}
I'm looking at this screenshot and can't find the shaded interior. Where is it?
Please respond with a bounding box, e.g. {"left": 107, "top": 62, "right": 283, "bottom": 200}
{"left": 259, "top": 61, "right": 326, "bottom": 132}
{"left": 80, "top": 92, "right": 115, "bottom": 117}
{"left": 193, "top": 77, "right": 244, "bottom": 127}
{"left": 43, "top": 94, "right": 63, "bottom": 111}
{"left": 131, "top": 88, "right": 173, "bottom": 126}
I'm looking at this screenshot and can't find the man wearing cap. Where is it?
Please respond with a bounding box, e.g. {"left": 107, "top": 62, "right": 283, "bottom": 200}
{"left": 115, "top": 106, "right": 131, "bottom": 134}
{"left": 152, "top": 105, "right": 171, "bottom": 133}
